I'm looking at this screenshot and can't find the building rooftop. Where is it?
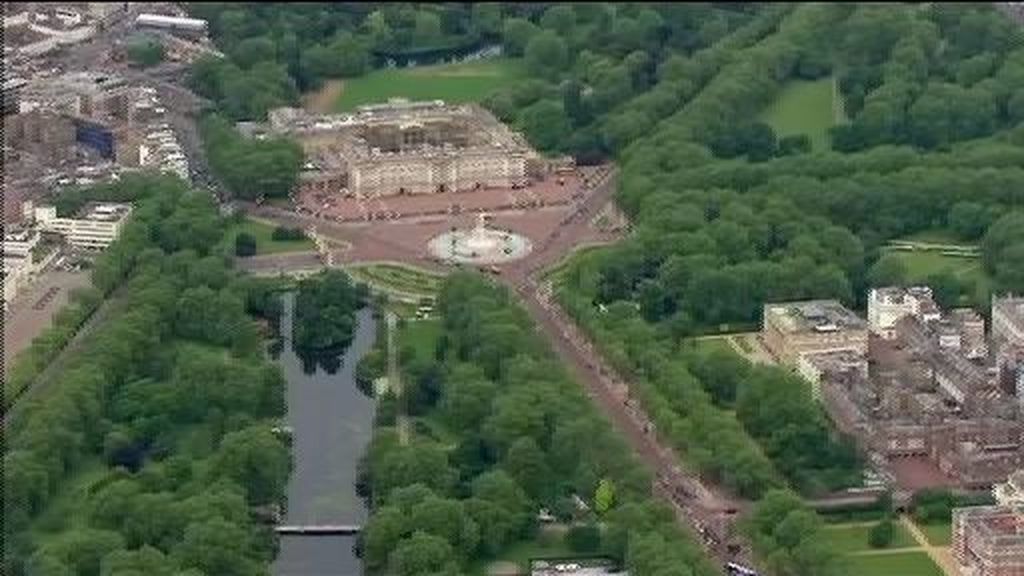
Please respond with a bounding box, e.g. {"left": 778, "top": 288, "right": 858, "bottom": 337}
{"left": 75, "top": 202, "right": 132, "bottom": 222}
{"left": 994, "top": 296, "right": 1024, "bottom": 327}
{"left": 957, "top": 506, "right": 1024, "bottom": 549}
{"left": 995, "top": 470, "right": 1024, "bottom": 506}
{"left": 765, "top": 300, "right": 867, "bottom": 334}
{"left": 255, "top": 99, "right": 535, "bottom": 163}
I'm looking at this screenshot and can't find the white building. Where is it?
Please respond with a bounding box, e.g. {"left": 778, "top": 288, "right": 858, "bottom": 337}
{"left": 867, "top": 286, "right": 941, "bottom": 339}
{"left": 2, "top": 229, "right": 42, "bottom": 311}
{"left": 3, "top": 228, "right": 41, "bottom": 259}
{"left": 33, "top": 203, "right": 132, "bottom": 249}
{"left": 135, "top": 14, "right": 208, "bottom": 35}
{"left": 3, "top": 259, "right": 29, "bottom": 311}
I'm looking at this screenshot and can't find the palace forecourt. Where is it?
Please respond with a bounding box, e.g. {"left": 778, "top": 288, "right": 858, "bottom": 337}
{"left": 239, "top": 98, "right": 580, "bottom": 222}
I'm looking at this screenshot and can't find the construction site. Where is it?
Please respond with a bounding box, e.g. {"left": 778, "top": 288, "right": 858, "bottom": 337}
{"left": 765, "top": 289, "right": 1024, "bottom": 493}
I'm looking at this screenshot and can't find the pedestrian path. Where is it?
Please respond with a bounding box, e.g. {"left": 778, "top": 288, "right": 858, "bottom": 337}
{"left": 385, "top": 310, "right": 410, "bottom": 445}
{"left": 899, "top": 515, "right": 960, "bottom": 576}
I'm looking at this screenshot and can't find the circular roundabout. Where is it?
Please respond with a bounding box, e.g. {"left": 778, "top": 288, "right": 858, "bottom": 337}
{"left": 428, "top": 214, "right": 532, "bottom": 264}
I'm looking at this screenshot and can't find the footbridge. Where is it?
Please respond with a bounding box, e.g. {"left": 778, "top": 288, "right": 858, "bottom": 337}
{"left": 275, "top": 524, "right": 362, "bottom": 536}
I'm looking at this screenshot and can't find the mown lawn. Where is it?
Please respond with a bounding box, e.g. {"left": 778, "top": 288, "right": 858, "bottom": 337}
{"left": 223, "top": 218, "right": 315, "bottom": 255}
{"left": 335, "top": 59, "right": 525, "bottom": 111}
{"left": 845, "top": 551, "right": 944, "bottom": 576}
{"left": 918, "top": 520, "right": 952, "bottom": 546}
{"left": 759, "top": 77, "right": 837, "bottom": 151}
{"left": 885, "top": 250, "right": 985, "bottom": 284}
{"left": 398, "top": 318, "right": 442, "bottom": 363}
{"left": 821, "top": 522, "right": 917, "bottom": 554}
{"left": 691, "top": 337, "right": 734, "bottom": 356}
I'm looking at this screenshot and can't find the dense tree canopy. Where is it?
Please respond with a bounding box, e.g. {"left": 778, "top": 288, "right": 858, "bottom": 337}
{"left": 359, "top": 273, "right": 719, "bottom": 575}
{"left": 201, "top": 115, "right": 303, "bottom": 200}
{"left": 292, "top": 269, "right": 368, "bottom": 351}
{"left": 4, "top": 175, "right": 288, "bottom": 575}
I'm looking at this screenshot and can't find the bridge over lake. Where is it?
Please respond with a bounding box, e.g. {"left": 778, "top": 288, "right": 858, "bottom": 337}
{"left": 275, "top": 524, "right": 362, "bottom": 536}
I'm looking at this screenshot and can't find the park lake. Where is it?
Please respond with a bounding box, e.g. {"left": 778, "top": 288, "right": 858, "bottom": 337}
{"left": 271, "top": 293, "right": 378, "bottom": 576}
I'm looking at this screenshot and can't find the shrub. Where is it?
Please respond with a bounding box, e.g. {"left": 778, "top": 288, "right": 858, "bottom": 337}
{"left": 126, "top": 38, "right": 165, "bottom": 68}
{"left": 566, "top": 523, "right": 602, "bottom": 553}
{"left": 235, "top": 233, "right": 257, "bottom": 257}
{"left": 271, "top": 226, "right": 306, "bottom": 241}
{"left": 868, "top": 517, "right": 895, "bottom": 548}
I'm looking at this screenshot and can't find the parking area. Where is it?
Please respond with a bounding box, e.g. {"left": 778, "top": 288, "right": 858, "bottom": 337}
{"left": 3, "top": 268, "right": 90, "bottom": 372}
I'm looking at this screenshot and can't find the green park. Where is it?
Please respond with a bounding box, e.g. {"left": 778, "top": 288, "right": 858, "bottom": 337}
{"left": 9, "top": 3, "right": 1024, "bottom": 576}
{"left": 334, "top": 59, "right": 526, "bottom": 111}
{"left": 222, "top": 217, "right": 316, "bottom": 256}
{"left": 759, "top": 77, "right": 840, "bottom": 151}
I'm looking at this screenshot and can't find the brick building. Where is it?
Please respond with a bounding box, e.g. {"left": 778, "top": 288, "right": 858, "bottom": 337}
{"left": 780, "top": 288, "right": 1024, "bottom": 490}
{"left": 954, "top": 471, "right": 1024, "bottom": 576}
{"left": 761, "top": 300, "right": 869, "bottom": 366}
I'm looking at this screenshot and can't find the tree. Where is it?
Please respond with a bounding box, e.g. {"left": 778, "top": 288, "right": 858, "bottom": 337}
{"left": 33, "top": 529, "right": 126, "bottom": 576}
{"left": 100, "top": 546, "right": 175, "bottom": 576}
{"left": 566, "top": 523, "right": 602, "bottom": 553}
{"left": 464, "top": 498, "right": 519, "bottom": 556}
{"left": 127, "top": 38, "right": 165, "bottom": 68}
{"left": 925, "top": 270, "right": 961, "bottom": 310}
{"left": 292, "top": 269, "right": 363, "bottom": 351}
{"left": 524, "top": 31, "right": 568, "bottom": 80}
{"left": 502, "top": 437, "right": 551, "bottom": 501}
{"left": 362, "top": 506, "right": 410, "bottom": 571}
{"left": 388, "top": 531, "right": 457, "bottom": 576}
{"left": 502, "top": 18, "right": 538, "bottom": 57}
{"left": 995, "top": 243, "right": 1024, "bottom": 294}
{"left": 594, "top": 478, "right": 616, "bottom": 514}
{"left": 518, "top": 100, "right": 571, "bottom": 153}
{"left": 410, "top": 497, "right": 480, "bottom": 558}
{"left": 412, "top": 11, "right": 442, "bottom": 47}
{"left": 540, "top": 5, "right": 576, "bottom": 36}
{"left": 174, "top": 518, "right": 259, "bottom": 576}
{"left": 471, "top": 470, "right": 531, "bottom": 519}
{"left": 441, "top": 366, "right": 497, "bottom": 432}
{"left": 234, "top": 229, "right": 256, "bottom": 256}
{"left": 212, "top": 426, "right": 290, "bottom": 506}
{"left": 948, "top": 202, "right": 994, "bottom": 241}
{"left": 869, "top": 517, "right": 895, "bottom": 548}
{"left": 778, "top": 134, "right": 812, "bottom": 156}
{"left": 867, "top": 253, "right": 907, "bottom": 287}
{"left": 688, "top": 347, "right": 749, "bottom": 406}
{"left": 471, "top": 3, "right": 501, "bottom": 38}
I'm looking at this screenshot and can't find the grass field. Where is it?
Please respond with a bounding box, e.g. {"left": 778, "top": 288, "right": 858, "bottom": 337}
{"left": 886, "top": 249, "right": 985, "bottom": 285}
{"left": 918, "top": 521, "right": 952, "bottom": 546}
{"left": 334, "top": 59, "right": 525, "bottom": 111}
{"left": 759, "top": 77, "right": 837, "bottom": 151}
{"left": 223, "top": 218, "right": 315, "bottom": 255}
{"left": 691, "top": 337, "right": 734, "bottom": 356}
{"left": 347, "top": 263, "right": 445, "bottom": 299}
{"left": 845, "top": 551, "right": 944, "bottom": 576}
{"left": 821, "top": 522, "right": 917, "bottom": 554}
{"left": 398, "top": 318, "right": 442, "bottom": 362}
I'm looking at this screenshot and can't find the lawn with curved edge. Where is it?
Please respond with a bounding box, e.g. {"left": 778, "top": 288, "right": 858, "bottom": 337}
{"left": 333, "top": 58, "right": 525, "bottom": 111}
